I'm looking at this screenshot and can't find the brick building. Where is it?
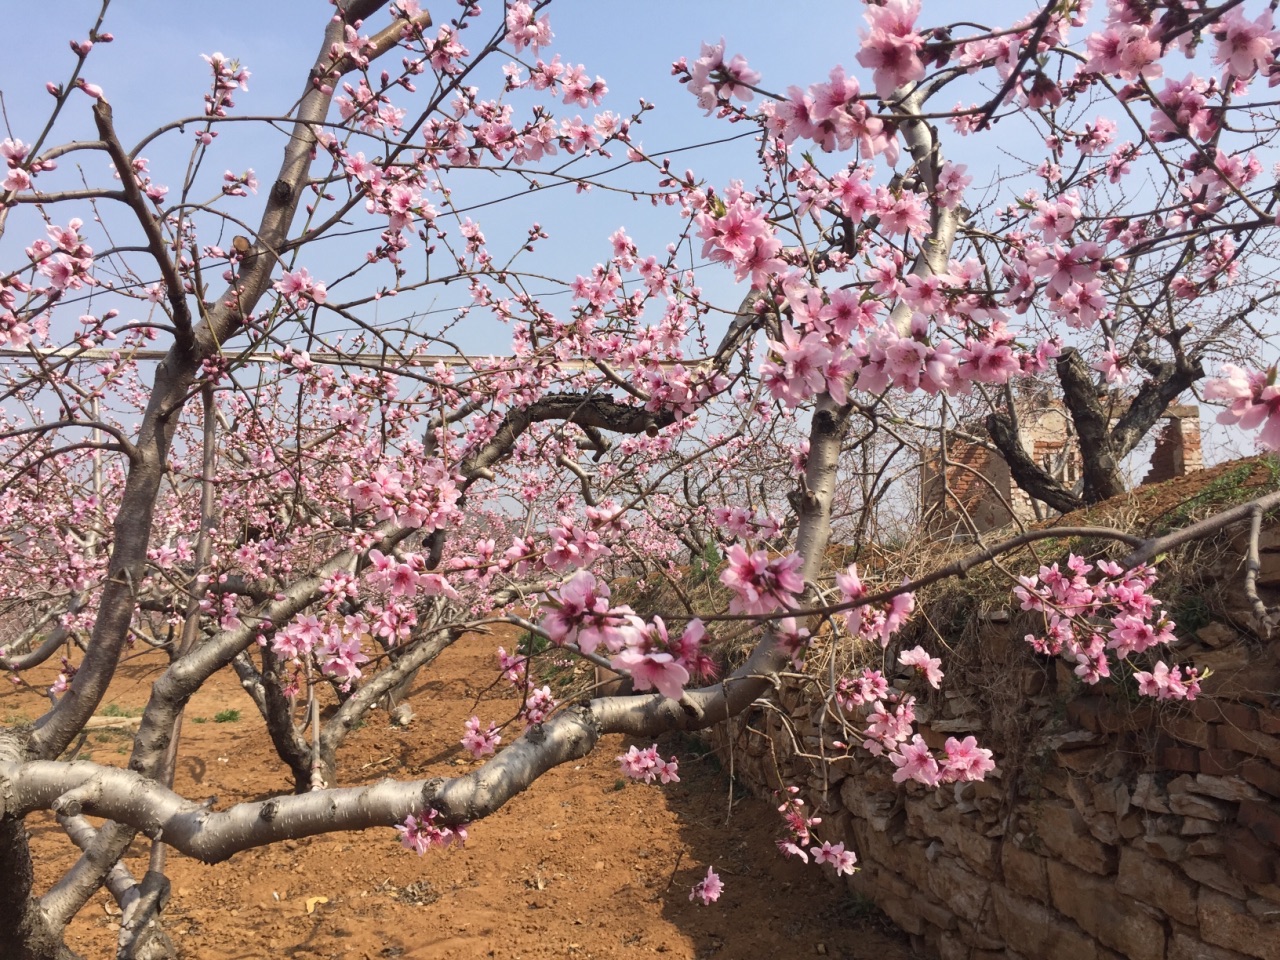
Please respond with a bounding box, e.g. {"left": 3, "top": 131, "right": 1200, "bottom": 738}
{"left": 922, "top": 401, "right": 1202, "bottom": 538}
{"left": 1140, "top": 403, "right": 1205, "bottom": 485}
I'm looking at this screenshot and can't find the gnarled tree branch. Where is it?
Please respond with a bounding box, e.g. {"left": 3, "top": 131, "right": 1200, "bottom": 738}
{"left": 985, "top": 410, "right": 1084, "bottom": 515}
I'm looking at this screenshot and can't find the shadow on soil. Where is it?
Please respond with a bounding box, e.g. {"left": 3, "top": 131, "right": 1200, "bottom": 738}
{"left": 649, "top": 729, "right": 920, "bottom": 960}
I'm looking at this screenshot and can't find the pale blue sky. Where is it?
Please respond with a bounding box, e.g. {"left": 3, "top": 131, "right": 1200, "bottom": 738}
{"left": 3, "top": 1, "right": 1274, "bottom": 466}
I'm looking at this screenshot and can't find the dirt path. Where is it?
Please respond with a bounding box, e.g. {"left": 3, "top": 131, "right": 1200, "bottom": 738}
{"left": 8, "top": 629, "right": 915, "bottom": 960}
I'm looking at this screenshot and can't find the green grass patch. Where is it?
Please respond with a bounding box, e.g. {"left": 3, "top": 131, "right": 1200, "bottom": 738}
{"left": 686, "top": 542, "right": 722, "bottom": 587}
{"left": 516, "top": 630, "right": 550, "bottom": 658}
{"left": 100, "top": 703, "right": 143, "bottom": 718}
{"left": 1149, "top": 457, "right": 1280, "bottom": 536}
{"left": 213, "top": 709, "right": 241, "bottom": 723}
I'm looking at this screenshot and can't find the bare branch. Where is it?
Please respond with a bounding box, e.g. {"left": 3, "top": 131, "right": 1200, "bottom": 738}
{"left": 0, "top": 595, "right": 86, "bottom": 672}
{"left": 461, "top": 394, "right": 677, "bottom": 481}
{"left": 1123, "top": 489, "right": 1280, "bottom": 568}
{"left": 985, "top": 410, "right": 1084, "bottom": 515}
{"left": 92, "top": 100, "right": 194, "bottom": 356}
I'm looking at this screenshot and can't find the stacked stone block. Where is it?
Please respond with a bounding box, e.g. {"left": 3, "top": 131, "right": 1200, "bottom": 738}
{"left": 715, "top": 538, "right": 1280, "bottom": 959}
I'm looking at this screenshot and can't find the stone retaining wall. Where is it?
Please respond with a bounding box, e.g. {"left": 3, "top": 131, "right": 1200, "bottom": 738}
{"left": 714, "top": 538, "right": 1280, "bottom": 959}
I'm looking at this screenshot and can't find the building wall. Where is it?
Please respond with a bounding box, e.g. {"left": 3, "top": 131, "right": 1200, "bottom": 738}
{"left": 1143, "top": 405, "right": 1205, "bottom": 486}
{"left": 921, "top": 440, "right": 1015, "bottom": 537}
{"left": 714, "top": 521, "right": 1280, "bottom": 960}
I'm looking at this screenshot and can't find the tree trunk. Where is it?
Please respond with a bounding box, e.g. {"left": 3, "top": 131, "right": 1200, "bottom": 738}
{"left": 0, "top": 816, "right": 83, "bottom": 960}
{"left": 1, "top": 732, "right": 80, "bottom": 960}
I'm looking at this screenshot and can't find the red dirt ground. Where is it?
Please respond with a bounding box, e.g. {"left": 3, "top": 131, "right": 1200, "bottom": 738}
{"left": 5, "top": 628, "right": 916, "bottom": 960}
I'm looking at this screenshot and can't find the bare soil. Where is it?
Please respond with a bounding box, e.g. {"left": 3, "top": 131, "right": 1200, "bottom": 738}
{"left": 6, "top": 627, "right": 916, "bottom": 960}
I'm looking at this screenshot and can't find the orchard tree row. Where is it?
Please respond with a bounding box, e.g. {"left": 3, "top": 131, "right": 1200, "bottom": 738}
{"left": 1, "top": 1, "right": 1279, "bottom": 957}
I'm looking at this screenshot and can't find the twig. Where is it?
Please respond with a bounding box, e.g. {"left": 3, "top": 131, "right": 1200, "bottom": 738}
{"left": 1243, "top": 502, "right": 1277, "bottom": 638}
{"left": 556, "top": 455, "right": 598, "bottom": 507}
{"left": 664, "top": 850, "right": 686, "bottom": 891}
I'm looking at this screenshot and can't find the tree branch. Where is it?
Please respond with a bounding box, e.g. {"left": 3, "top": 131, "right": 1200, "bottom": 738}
{"left": 461, "top": 394, "right": 677, "bottom": 481}
{"left": 985, "top": 410, "right": 1084, "bottom": 515}
{"left": 28, "top": 3, "right": 371, "bottom": 763}
{"left": 0, "top": 594, "right": 86, "bottom": 672}
{"left": 92, "top": 100, "right": 194, "bottom": 357}
{"left": 1108, "top": 356, "right": 1204, "bottom": 461}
